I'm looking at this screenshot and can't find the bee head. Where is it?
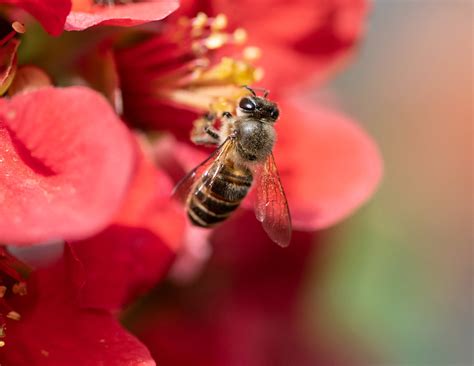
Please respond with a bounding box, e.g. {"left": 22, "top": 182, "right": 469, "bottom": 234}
{"left": 236, "top": 95, "right": 280, "bottom": 122}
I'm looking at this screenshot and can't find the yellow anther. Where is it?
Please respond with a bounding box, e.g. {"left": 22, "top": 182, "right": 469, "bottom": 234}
{"left": 12, "top": 21, "right": 26, "bottom": 34}
{"left": 0, "top": 341, "right": 5, "bottom": 347}
{"left": 254, "top": 67, "right": 264, "bottom": 82}
{"left": 6, "top": 311, "right": 21, "bottom": 321}
{"left": 196, "top": 57, "right": 259, "bottom": 86}
{"left": 192, "top": 12, "right": 208, "bottom": 29}
{"left": 243, "top": 46, "right": 262, "bottom": 61}
{"left": 209, "top": 98, "right": 235, "bottom": 115}
{"left": 156, "top": 12, "right": 263, "bottom": 117}
{"left": 204, "top": 33, "right": 229, "bottom": 50}
{"left": 233, "top": 28, "right": 247, "bottom": 44}
{"left": 212, "top": 14, "right": 228, "bottom": 31}
{"left": 0, "top": 286, "right": 6, "bottom": 298}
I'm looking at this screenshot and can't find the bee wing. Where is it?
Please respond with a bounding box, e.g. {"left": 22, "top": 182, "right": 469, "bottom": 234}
{"left": 172, "top": 137, "right": 235, "bottom": 203}
{"left": 254, "top": 153, "right": 292, "bottom": 247}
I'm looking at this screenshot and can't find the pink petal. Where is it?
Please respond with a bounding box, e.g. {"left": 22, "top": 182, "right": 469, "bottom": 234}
{"left": 1, "top": 0, "right": 71, "bottom": 36}
{"left": 0, "top": 86, "right": 134, "bottom": 244}
{"left": 66, "top": 0, "right": 179, "bottom": 31}
{"left": 272, "top": 98, "right": 382, "bottom": 230}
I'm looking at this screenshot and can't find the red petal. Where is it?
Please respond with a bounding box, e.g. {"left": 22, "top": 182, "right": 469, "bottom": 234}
{"left": 132, "top": 212, "right": 319, "bottom": 366}
{"left": 77, "top": 41, "right": 121, "bottom": 112}
{"left": 272, "top": 98, "right": 382, "bottom": 230}
{"left": 71, "top": 225, "right": 176, "bottom": 310}
{"left": 0, "top": 250, "right": 155, "bottom": 366}
{"left": 0, "top": 87, "right": 134, "bottom": 244}
{"left": 73, "top": 142, "right": 186, "bottom": 309}
{"left": 114, "top": 139, "right": 185, "bottom": 249}
{"left": 66, "top": 0, "right": 179, "bottom": 31}
{"left": 2, "top": 0, "right": 71, "bottom": 36}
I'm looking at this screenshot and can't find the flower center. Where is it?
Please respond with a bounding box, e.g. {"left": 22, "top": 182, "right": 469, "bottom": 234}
{"left": 0, "top": 247, "right": 30, "bottom": 347}
{"left": 115, "top": 12, "right": 264, "bottom": 128}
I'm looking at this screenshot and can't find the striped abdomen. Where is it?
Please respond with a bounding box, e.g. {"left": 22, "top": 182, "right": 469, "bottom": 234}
{"left": 187, "top": 162, "right": 253, "bottom": 227}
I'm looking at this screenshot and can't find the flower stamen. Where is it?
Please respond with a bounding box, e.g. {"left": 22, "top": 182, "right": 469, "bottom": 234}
{"left": 116, "top": 12, "right": 264, "bottom": 129}
{"left": 0, "top": 247, "right": 31, "bottom": 347}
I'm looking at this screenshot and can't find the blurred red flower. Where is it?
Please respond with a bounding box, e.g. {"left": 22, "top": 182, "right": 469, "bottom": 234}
{"left": 131, "top": 212, "right": 379, "bottom": 365}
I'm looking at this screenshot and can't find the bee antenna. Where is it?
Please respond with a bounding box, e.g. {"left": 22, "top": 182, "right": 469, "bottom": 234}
{"left": 241, "top": 85, "right": 270, "bottom": 98}
{"left": 241, "top": 85, "right": 256, "bottom": 96}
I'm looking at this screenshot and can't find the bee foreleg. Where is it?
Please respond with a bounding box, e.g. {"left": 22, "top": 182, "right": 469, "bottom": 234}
{"left": 191, "top": 125, "right": 220, "bottom": 146}
{"left": 222, "top": 111, "right": 233, "bottom": 121}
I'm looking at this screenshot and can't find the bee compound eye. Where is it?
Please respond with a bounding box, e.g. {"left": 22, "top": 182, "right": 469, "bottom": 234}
{"left": 239, "top": 97, "right": 256, "bottom": 111}
{"left": 270, "top": 108, "right": 279, "bottom": 120}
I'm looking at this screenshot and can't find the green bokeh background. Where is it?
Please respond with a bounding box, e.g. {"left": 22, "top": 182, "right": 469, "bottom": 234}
{"left": 303, "top": 2, "right": 472, "bottom": 365}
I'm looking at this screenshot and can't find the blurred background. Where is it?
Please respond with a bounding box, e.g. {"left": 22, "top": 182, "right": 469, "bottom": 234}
{"left": 125, "top": 2, "right": 472, "bottom": 365}
{"left": 311, "top": 1, "right": 472, "bottom": 364}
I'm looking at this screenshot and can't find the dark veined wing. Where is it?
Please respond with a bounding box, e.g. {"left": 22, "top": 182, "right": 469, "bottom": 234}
{"left": 172, "top": 137, "right": 236, "bottom": 203}
{"left": 254, "top": 153, "right": 292, "bottom": 247}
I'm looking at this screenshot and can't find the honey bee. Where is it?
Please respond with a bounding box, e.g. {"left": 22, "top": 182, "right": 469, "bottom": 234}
{"left": 173, "top": 86, "right": 291, "bottom": 247}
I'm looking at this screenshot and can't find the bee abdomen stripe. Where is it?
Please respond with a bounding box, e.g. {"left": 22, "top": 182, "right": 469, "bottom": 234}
{"left": 216, "top": 173, "right": 252, "bottom": 187}
{"left": 191, "top": 196, "right": 231, "bottom": 218}
{"left": 188, "top": 200, "right": 229, "bottom": 226}
{"left": 188, "top": 163, "right": 253, "bottom": 227}
{"left": 206, "top": 179, "right": 249, "bottom": 201}
{"left": 188, "top": 208, "right": 208, "bottom": 227}
{"left": 218, "top": 168, "right": 253, "bottom": 183}
{"left": 195, "top": 190, "right": 240, "bottom": 215}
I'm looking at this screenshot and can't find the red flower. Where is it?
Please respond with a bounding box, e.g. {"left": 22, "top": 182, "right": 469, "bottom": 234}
{"left": 113, "top": 8, "right": 381, "bottom": 236}
{"left": 177, "top": 0, "right": 369, "bottom": 90}
{"left": 0, "top": 0, "right": 71, "bottom": 36}
{"left": 73, "top": 140, "right": 186, "bottom": 310}
{"left": 0, "top": 245, "right": 156, "bottom": 366}
{"left": 128, "top": 213, "right": 351, "bottom": 365}
{"left": 0, "top": 138, "right": 185, "bottom": 363}
{"left": 0, "top": 86, "right": 134, "bottom": 244}
{"left": 65, "top": 0, "right": 179, "bottom": 31}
